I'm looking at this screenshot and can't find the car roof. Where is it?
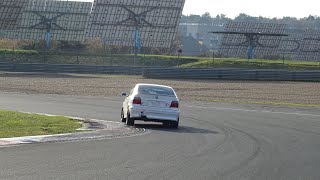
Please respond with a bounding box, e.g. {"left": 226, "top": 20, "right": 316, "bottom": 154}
{"left": 135, "top": 83, "right": 173, "bottom": 89}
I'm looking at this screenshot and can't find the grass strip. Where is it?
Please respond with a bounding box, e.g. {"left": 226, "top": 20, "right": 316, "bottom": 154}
{"left": 0, "top": 49, "right": 39, "bottom": 55}
{"left": 181, "top": 58, "right": 320, "bottom": 70}
{"left": 0, "top": 110, "right": 82, "bottom": 138}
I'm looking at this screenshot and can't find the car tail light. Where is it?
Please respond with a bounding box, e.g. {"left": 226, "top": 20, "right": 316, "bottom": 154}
{"left": 170, "top": 101, "right": 179, "bottom": 108}
{"left": 132, "top": 97, "right": 142, "bottom": 105}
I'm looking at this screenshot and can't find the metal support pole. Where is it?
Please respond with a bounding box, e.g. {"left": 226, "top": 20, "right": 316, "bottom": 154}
{"left": 177, "top": 53, "right": 180, "bottom": 67}
{"left": 133, "top": 52, "right": 136, "bottom": 67}
{"left": 45, "top": 31, "right": 51, "bottom": 49}
{"left": 177, "top": 49, "right": 182, "bottom": 67}
{"left": 246, "top": 34, "right": 257, "bottom": 60}
{"left": 212, "top": 50, "right": 215, "bottom": 67}
{"left": 134, "top": 26, "right": 141, "bottom": 67}
{"left": 44, "top": 31, "right": 51, "bottom": 63}
{"left": 133, "top": 45, "right": 136, "bottom": 67}
{"left": 143, "top": 49, "right": 146, "bottom": 66}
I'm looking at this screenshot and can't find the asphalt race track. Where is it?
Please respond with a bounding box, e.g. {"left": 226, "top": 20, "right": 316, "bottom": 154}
{"left": 1, "top": 92, "right": 320, "bottom": 180}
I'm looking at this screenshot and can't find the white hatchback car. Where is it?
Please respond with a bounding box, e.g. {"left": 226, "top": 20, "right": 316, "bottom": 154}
{"left": 121, "top": 83, "right": 180, "bottom": 128}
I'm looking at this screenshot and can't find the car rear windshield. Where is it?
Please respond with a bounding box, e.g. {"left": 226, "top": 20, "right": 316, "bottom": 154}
{"left": 138, "top": 85, "right": 175, "bottom": 96}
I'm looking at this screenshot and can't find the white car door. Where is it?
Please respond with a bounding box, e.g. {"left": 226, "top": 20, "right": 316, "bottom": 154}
{"left": 123, "top": 88, "right": 134, "bottom": 116}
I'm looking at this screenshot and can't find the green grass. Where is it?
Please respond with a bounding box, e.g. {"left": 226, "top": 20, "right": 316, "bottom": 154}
{"left": 0, "top": 50, "right": 319, "bottom": 70}
{"left": 181, "top": 58, "right": 320, "bottom": 70}
{"left": 0, "top": 52, "right": 197, "bottom": 66}
{"left": 0, "top": 110, "right": 82, "bottom": 138}
{"left": 64, "top": 73, "right": 141, "bottom": 79}
{"left": 137, "top": 54, "right": 197, "bottom": 60}
{"left": 0, "top": 49, "right": 39, "bottom": 55}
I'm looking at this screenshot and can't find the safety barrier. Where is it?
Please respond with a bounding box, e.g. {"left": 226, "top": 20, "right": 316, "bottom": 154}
{"left": 0, "top": 63, "right": 144, "bottom": 75}
{"left": 143, "top": 68, "right": 320, "bottom": 81}
{"left": 0, "top": 63, "right": 319, "bottom": 81}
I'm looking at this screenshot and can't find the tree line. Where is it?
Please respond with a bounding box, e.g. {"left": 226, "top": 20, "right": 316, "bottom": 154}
{"left": 181, "top": 12, "right": 320, "bottom": 31}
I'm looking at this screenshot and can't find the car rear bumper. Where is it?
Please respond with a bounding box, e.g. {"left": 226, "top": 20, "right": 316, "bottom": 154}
{"left": 129, "top": 106, "right": 179, "bottom": 122}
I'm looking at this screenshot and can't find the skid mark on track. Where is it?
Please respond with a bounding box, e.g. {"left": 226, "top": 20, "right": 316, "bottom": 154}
{"left": 183, "top": 116, "right": 232, "bottom": 151}
{"left": 183, "top": 115, "right": 262, "bottom": 177}
{"left": 218, "top": 127, "right": 262, "bottom": 177}
{"left": 0, "top": 114, "right": 148, "bottom": 148}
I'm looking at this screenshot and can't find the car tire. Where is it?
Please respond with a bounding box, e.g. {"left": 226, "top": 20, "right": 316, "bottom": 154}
{"left": 171, "top": 118, "right": 179, "bottom": 129}
{"left": 171, "top": 121, "right": 179, "bottom": 129}
{"left": 121, "top": 108, "right": 126, "bottom": 123}
{"left": 126, "top": 112, "right": 134, "bottom": 126}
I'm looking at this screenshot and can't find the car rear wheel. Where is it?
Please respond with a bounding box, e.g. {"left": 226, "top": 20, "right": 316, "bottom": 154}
{"left": 171, "top": 121, "right": 179, "bottom": 129}
{"left": 171, "top": 118, "right": 179, "bottom": 129}
{"left": 126, "top": 112, "right": 134, "bottom": 126}
{"left": 121, "top": 108, "right": 126, "bottom": 123}
{"left": 163, "top": 120, "right": 179, "bottom": 129}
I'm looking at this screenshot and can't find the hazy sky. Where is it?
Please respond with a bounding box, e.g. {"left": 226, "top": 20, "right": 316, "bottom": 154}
{"left": 75, "top": 0, "right": 319, "bottom": 19}
{"left": 183, "top": 0, "right": 320, "bottom": 18}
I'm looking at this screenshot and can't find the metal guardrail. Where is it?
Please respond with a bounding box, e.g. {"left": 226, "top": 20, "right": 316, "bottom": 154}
{"left": 143, "top": 68, "right": 320, "bottom": 81}
{"left": 0, "top": 63, "right": 319, "bottom": 81}
{"left": 0, "top": 63, "right": 144, "bottom": 75}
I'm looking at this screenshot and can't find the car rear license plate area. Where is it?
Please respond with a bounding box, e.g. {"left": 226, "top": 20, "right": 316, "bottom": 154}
{"left": 148, "top": 100, "right": 166, "bottom": 107}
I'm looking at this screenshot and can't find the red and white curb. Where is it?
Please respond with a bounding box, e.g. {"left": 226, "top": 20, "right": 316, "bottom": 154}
{"left": 0, "top": 112, "right": 147, "bottom": 147}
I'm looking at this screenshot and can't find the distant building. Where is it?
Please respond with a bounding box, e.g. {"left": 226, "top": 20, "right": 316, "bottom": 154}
{"left": 180, "top": 35, "right": 209, "bottom": 56}
{"left": 178, "top": 23, "right": 224, "bottom": 51}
